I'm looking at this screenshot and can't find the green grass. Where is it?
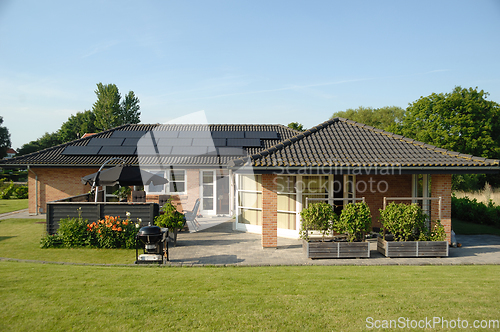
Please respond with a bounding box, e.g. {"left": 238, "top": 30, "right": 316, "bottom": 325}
{"left": 0, "top": 262, "right": 498, "bottom": 331}
{"left": 452, "top": 218, "right": 500, "bottom": 236}
{"left": 0, "top": 218, "right": 135, "bottom": 264}
{"left": 0, "top": 199, "right": 28, "bottom": 214}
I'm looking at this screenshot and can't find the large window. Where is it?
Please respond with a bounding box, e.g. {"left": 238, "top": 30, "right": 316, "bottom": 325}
{"left": 237, "top": 174, "right": 262, "bottom": 226}
{"left": 300, "top": 176, "right": 329, "bottom": 208}
{"left": 277, "top": 176, "right": 297, "bottom": 230}
{"left": 146, "top": 169, "right": 186, "bottom": 195}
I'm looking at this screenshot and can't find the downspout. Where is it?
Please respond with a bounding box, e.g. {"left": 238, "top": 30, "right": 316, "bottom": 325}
{"left": 27, "top": 165, "right": 38, "bottom": 215}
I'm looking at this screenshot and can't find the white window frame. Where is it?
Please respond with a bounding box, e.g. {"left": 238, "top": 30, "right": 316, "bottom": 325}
{"left": 144, "top": 169, "right": 187, "bottom": 195}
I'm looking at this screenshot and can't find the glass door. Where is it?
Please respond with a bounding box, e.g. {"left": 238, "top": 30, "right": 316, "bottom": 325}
{"left": 200, "top": 170, "right": 216, "bottom": 215}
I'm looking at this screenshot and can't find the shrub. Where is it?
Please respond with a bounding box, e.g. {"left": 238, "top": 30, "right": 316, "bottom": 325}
{"left": 40, "top": 234, "right": 63, "bottom": 248}
{"left": 14, "top": 186, "right": 28, "bottom": 199}
{"left": 154, "top": 198, "right": 185, "bottom": 230}
{"left": 335, "top": 201, "right": 371, "bottom": 242}
{"left": 418, "top": 220, "right": 446, "bottom": 241}
{"left": 0, "top": 181, "right": 15, "bottom": 199}
{"left": 379, "top": 203, "right": 428, "bottom": 241}
{"left": 299, "top": 202, "right": 338, "bottom": 241}
{"left": 57, "top": 216, "right": 91, "bottom": 247}
{"left": 451, "top": 194, "right": 500, "bottom": 226}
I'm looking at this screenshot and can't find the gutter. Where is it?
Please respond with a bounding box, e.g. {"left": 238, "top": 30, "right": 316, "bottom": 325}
{"left": 27, "top": 165, "right": 38, "bottom": 215}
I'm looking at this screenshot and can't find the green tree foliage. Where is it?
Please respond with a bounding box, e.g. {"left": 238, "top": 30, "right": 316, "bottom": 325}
{"left": 17, "top": 132, "right": 62, "bottom": 156}
{"left": 0, "top": 116, "right": 11, "bottom": 158}
{"left": 58, "top": 110, "right": 97, "bottom": 143}
{"left": 287, "top": 122, "right": 305, "bottom": 132}
{"left": 394, "top": 86, "right": 500, "bottom": 159}
{"left": 93, "top": 83, "right": 140, "bottom": 131}
{"left": 331, "top": 106, "right": 404, "bottom": 131}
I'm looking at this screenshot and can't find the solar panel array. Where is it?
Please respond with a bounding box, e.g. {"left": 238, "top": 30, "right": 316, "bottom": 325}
{"left": 61, "top": 130, "right": 279, "bottom": 156}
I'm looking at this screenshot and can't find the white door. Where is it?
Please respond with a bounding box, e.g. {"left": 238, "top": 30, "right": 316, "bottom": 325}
{"left": 200, "top": 170, "right": 216, "bottom": 215}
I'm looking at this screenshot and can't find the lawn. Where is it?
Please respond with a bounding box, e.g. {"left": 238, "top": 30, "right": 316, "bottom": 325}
{"left": 0, "top": 199, "right": 28, "bottom": 214}
{"left": 0, "top": 262, "right": 498, "bottom": 331}
{"left": 452, "top": 218, "right": 500, "bottom": 236}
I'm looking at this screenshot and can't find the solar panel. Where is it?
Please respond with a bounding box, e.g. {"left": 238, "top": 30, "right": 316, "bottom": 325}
{"left": 149, "top": 131, "right": 179, "bottom": 138}
{"left": 211, "top": 131, "right": 245, "bottom": 139}
{"left": 111, "top": 131, "right": 148, "bottom": 138}
{"left": 171, "top": 146, "right": 208, "bottom": 155}
{"left": 227, "top": 138, "right": 261, "bottom": 147}
{"left": 61, "top": 146, "right": 102, "bottom": 155}
{"left": 245, "top": 131, "right": 278, "bottom": 139}
{"left": 216, "top": 147, "right": 246, "bottom": 156}
{"left": 137, "top": 145, "right": 172, "bottom": 155}
{"left": 88, "top": 138, "right": 125, "bottom": 146}
{"left": 192, "top": 138, "right": 218, "bottom": 147}
{"left": 157, "top": 138, "right": 192, "bottom": 146}
{"left": 178, "top": 131, "right": 212, "bottom": 139}
{"left": 98, "top": 146, "right": 137, "bottom": 155}
{"left": 122, "top": 138, "right": 140, "bottom": 146}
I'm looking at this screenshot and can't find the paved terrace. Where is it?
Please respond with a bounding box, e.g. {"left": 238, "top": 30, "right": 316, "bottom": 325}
{"left": 2, "top": 211, "right": 500, "bottom": 266}
{"left": 168, "top": 217, "right": 500, "bottom": 266}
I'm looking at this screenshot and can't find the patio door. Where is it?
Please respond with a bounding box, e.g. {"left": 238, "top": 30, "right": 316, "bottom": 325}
{"left": 200, "top": 170, "right": 216, "bottom": 215}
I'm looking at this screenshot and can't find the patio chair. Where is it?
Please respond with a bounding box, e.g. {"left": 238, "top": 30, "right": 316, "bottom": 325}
{"left": 183, "top": 198, "right": 201, "bottom": 231}
{"left": 132, "top": 190, "right": 146, "bottom": 202}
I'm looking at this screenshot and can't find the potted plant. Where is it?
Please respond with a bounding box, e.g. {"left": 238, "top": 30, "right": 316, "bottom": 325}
{"left": 154, "top": 198, "right": 186, "bottom": 246}
{"left": 113, "top": 186, "right": 131, "bottom": 202}
{"left": 378, "top": 202, "right": 448, "bottom": 257}
{"left": 300, "top": 202, "right": 371, "bottom": 259}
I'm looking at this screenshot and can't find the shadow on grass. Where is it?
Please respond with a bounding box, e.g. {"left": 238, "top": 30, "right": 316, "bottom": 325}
{"left": 0, "top": 236, "right": 15, "bottom": 242}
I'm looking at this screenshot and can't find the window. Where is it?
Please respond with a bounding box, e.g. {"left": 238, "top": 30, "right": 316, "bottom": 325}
{"left": 237, "top": 174, "right": 262, "bottom": 226}
{"left": 277, "top": 176, "right": 297, "bottom": 230}
{"left": 145, "top": 169, "right": 186, "bottom": 195}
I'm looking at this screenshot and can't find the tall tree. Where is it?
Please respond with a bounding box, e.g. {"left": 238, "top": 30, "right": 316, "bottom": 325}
{"left": 0, "top": 116, "right": 11, "bottom": 158}
{"left": 332, "top": 106, "right": 404, "bottom": 131}
{"left": 92, "top": 83, "right": 141, "bottom": 131}
{"left": 394, "top": 86, "right": 500, "bottom": 159}
{"left": 394, "top": 86, "right": 500, "bottom": 190}
{"left": 17, "top": 132, "right": 62, "bottom": 156}
{"left": 59, "top": 110, "right": 97, "bottom": 143}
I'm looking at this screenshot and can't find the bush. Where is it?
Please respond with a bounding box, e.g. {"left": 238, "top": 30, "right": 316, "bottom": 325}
{"left": 451, "top": 194, "right": 500, "bottom": 226}
{"left": 335, "top": 201, "right": 371, "bottom": 242}
{"left": 379, "top": 203, "right": 428, "bottom": 241}
{"left": 0, "top": 181, "right": 15, "bottom": 199}
{"left": 40, "top": 212, "right": 139, "bottom": 249}
{"left": 299, "top": 202, "right": 338, "bottom": 241}
{"left": 154, "top": 198, "right": 185, "bottom": 230}
{"left": 14, "top": 186, "right": 28, "bottom": 199}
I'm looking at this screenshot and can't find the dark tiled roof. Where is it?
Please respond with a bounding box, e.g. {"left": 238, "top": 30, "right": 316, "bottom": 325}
{"left": 229, "top": 118, "right": 500, "bottom": 171}
{"left": 2, "top": 124, "right": 299, "bottom": 167}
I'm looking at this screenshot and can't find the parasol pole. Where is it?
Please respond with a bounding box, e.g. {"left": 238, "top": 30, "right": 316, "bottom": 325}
{"left": 92, "top": 157, "right": 126, "bottom": 202}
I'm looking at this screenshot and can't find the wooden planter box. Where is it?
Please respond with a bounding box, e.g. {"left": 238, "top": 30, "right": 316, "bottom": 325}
{"left": 303, "top": 240, "right": 370, "bottom": 259}
{"left": 377, "top": 237, "right": 448, "bottom": 257}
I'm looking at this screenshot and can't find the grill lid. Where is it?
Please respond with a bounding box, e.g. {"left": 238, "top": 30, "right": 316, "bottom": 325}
{"left": 138, "top": 224, "right": 162, "bottom": 236}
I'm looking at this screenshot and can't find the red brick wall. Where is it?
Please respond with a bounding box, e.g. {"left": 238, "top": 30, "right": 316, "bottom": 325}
{"left": 431, "top": 174, "right": 452, "bottom": 243}
{"left": 356, "top": 174, "right": 413, "bottom": 228}
{"left": 262, "top": 174, "right": 277, "bottom": 248}
{"left": 28, "top": 167, "right": 96, "bottom": 214}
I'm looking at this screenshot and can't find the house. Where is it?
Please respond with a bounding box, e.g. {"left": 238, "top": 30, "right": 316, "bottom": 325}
{"left": 4, "top": 148, "right": 16, "bottom": 159}
{"left": 2, "top": 118, "right": 498, "bottom": 246}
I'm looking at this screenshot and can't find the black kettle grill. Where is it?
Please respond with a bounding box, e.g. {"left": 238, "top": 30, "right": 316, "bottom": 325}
{"left": 135, "top": 223, "right": 169, "bottom": 264}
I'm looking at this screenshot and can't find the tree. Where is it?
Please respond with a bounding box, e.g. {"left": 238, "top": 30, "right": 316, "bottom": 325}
{"left": 59, "top": 110, "right": 97, "bottom": 143}
{"left": 93, "top": 83, "right": 141, "bottom": 131}
{"left": 332, "top": 106, "right": 404, "bottom": 131}
{"left": 0, "top": 116, "right": 11, "bottom": 158}
{"left": 17, "top": 132, "right": 62, "bottom": 156}
{"left": 287, "top": 122, "right": 305, "bottom": 132}
{"left": 395, "top": 87, "right": 500, "bottom": 160}
{"left": 394, "top": 86, "right": 500, "bottom": 189}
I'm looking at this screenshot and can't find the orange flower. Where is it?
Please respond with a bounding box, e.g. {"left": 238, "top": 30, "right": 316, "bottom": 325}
{"left": 123, "top": 221, "right": 128, "bottom": 226}
{"left": 117, "top": 227, "right": 122, "bottom": 232}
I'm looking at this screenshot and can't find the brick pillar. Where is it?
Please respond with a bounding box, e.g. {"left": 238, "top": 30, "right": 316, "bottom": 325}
{"left": 262, "top": 174, "right": 277, "bottom": 248}
{"left": 431, "top": 174, "right": 452, "bottom": 243}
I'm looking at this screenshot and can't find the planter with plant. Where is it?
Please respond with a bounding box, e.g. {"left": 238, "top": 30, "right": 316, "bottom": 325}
{"left": 300, "top": 201, "right": 370, "bottom": 259}
{"left": 113, "top": 186, "right": 132, "bottom": 202}
{"left": 378, "top": 202, "right": 448, "bottom": 257}
{"left": 154, "top": 198, "right": 186, "bottom": 246}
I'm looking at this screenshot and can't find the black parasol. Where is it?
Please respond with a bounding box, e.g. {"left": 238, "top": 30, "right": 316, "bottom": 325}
{"left": 81, "top": 165, "right": 168, "bottom": 187}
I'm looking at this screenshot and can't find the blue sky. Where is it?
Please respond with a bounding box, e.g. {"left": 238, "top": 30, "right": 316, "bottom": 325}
{"left": 1, "top": 0, "right": 499, "bottom": 149}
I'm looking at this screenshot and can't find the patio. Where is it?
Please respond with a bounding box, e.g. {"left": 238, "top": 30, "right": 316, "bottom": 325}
{"left": 169, "top": 217, "right": 500, "bottom": 266}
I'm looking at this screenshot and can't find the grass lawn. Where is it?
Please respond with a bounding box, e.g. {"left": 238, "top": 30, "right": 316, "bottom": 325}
{"left": 452, "top": 218, "right": 500, "bottom": 236}
{"left": 0, "top": 262, "right": 498, "bottom": 331}
{"left": 0, "top": 199, "right": 28, "bottom": 214}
